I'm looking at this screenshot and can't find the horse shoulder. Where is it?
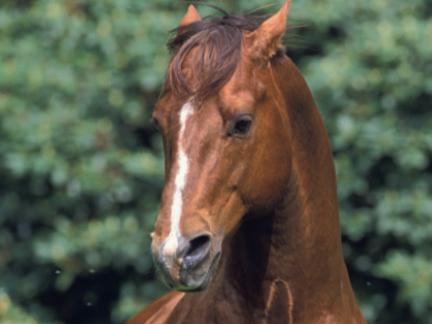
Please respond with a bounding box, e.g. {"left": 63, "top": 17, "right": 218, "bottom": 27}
{"left": 128, "top": 291, "right": 185, "bottom": 324}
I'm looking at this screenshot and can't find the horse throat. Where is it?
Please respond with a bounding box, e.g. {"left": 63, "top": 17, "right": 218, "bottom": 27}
{"left": 219, "top": 183, "right": 345, "bottom": 322}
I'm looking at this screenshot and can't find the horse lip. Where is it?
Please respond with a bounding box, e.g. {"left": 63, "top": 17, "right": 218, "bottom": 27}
{"left": 176, "top": 250, "right": 222, "bottom": 292}
{"left": 180, "top": 240, "right": 212, "bottom": 271}
{"left": 153, "top": 250, "right": 219, "bottom": 292}
{"left": 153, "top": 255, "right": 178, "bottom": 285}
{"left": 153, "top": 236, "right": 223, "bottom": 291}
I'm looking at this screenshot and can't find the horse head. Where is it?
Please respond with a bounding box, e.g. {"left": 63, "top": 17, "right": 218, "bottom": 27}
{"left": 151, "top": 1, "right": 293, "bottom": 291}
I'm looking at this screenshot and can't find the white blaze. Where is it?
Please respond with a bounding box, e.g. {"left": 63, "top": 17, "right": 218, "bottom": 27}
{"left": 163, "top": 101, "right": 194, "bottom": 256}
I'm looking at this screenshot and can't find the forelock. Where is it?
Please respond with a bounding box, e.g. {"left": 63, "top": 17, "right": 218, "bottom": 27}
{"left": 165, "top": 14, "right": 265, "bottom": 100}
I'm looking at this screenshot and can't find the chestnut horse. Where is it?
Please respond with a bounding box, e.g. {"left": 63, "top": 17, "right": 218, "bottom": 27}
{"left": 130, "top": 1, "right": 365, "bottom": 323}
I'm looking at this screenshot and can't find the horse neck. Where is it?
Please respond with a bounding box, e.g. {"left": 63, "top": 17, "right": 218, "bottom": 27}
{"left": 208, "top": 57, "right": 357, "bottom": 320}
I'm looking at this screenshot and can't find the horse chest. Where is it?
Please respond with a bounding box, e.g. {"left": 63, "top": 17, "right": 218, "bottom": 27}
{"left": 164, "top": 279, "right": 293, "bottom": 324}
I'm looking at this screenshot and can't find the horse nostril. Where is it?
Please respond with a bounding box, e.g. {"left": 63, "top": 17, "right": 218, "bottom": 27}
{"left": 188, "top": 234, "right": 211, "bottom": 255}
{"left": 182, "top": 234, "right": 212, "bottom": 269}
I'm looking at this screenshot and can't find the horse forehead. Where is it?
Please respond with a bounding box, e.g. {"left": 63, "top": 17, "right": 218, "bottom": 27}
{"left": 218, "top": 63, "right": 264, "bottom": 112}
{"left": 219, "top": 87, "right": 256, "bottom": 112}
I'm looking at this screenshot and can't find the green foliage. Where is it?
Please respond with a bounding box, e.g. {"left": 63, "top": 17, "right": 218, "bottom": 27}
{"left": 0, "top": 0, "right": 431, "bottom": 323}
{"left": 0, "top": 290, "right": 39, "bottom": 324}
{"left": 0, "top": 0, "right": 172, "bottom": 322}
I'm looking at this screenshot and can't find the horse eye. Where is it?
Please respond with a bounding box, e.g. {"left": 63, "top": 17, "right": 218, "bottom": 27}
{"left": 229, "top": 115, "right": 253, "bottom": 137}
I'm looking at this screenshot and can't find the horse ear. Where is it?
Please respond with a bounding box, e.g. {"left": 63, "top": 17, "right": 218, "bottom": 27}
{"left": 246, "top": 0, "right": 292, "bottom": 61}
{"left": 178, "top": 4, "right": 202, "bottom": 33}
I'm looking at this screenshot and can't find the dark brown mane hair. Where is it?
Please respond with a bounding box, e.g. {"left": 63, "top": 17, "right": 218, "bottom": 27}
{"left": 165, "top": 13, "right": 285, "bottom": 100}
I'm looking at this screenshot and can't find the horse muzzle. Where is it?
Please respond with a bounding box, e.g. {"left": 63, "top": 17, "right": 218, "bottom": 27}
{"left": 152, "top": 233, "right": 221, "bottom": 291}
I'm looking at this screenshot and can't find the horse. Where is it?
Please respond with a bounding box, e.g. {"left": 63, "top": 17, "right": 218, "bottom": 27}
{"left": 129, "top": 1, "right": 365, "bottom": 323}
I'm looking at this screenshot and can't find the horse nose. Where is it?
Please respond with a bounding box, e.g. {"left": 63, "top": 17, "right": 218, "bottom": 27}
{"left": 177, "top": 233, "right": 212, "bottom": 269}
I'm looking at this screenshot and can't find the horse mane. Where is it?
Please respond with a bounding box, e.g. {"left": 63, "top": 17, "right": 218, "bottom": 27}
{"left": 165, "top": 12, "right": 285, "bottom": 100}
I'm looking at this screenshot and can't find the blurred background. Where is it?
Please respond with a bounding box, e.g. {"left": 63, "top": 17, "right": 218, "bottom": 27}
{"left": 0, "top": 0, "right": 431, "bottom": 323}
